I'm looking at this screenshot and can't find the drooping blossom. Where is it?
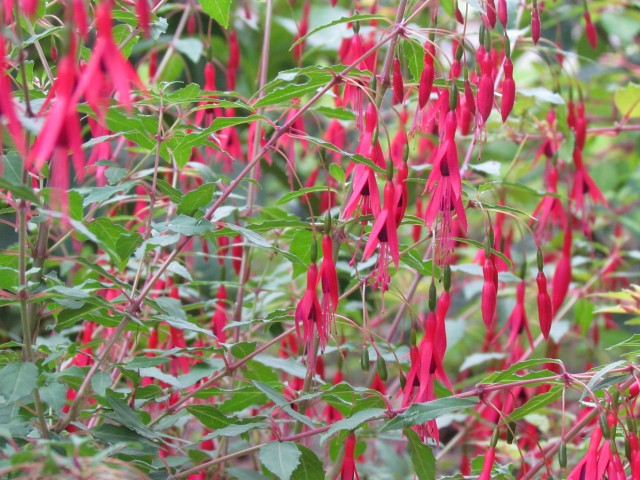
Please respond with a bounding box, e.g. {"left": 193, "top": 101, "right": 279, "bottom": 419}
{"left": 74, "top": 0, "right": 145, "bottom": 112}
{"left": 500, "top": 37, "right": 515, "bottom": 123}
{"left": 423, "top": 93, "right": 468, "bottom": 265}
{"left": 362, "top": 180, "right": 399, "bottom": 292}
{"left": 319, "top": 233, "right": 339, "bottom": 347}
{"left": 0, "top": 36, "right": 26, "bottom": 158}
{"left": 531, "top": 165, "right": 566, "bottom": 241}
{"left": 211, "top": 284, "right": 228, "bottom": 342}
{"left": 552, "top": 228, "right": 572, "bottom": 315}
{"left": 295, "top": 260, "right": 322, "bottom": 368}
{"left": 338, "top": 433, "right": 360, "bottom": 479}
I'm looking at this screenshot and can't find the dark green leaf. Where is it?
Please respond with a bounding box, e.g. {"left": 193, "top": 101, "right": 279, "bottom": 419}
{"left": 381, "top": 397, "right": 478, "bottom": 432}
{"left": 404, "top": 428, "right": 436, "bottom": 480}
{"left": 178, "top": 183, "right": 216, "bottom": 216}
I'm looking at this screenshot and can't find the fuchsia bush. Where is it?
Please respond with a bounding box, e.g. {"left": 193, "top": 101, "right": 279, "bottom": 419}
{"left": 1, "top": 0, "right": 640, "bottom": 478}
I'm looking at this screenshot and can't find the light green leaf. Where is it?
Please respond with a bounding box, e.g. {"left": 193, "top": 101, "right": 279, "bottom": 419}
{"left": 199, "top": 0, "right": 232, "bottom": 28}
{"left": 614, "top": 83, "right": 640, "bottom": 118}
{"left": 259, "top": 442, "right": 301, "bottom": 480}
{"left": 0, "top": 363, "right": 38, "bottom": 403}
{"left": 381, "top": 397, "right": 478, "bottom": 432}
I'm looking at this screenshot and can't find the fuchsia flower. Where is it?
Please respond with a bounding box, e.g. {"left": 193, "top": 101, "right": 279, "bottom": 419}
{"left": 75, "top": 0, "right": 145, "bottom": 113}
{"left": 227, "top": 30, "right": 240, "bottom": 90}
{"left": 295, "top": 262, "right": 322, "bottom": 367}
{"left": 362, "top": 180, "right": 400, "bottom": 292}
{"left": 479, "top": 447, "right": 496, "bottom": 480}
{"left": 136, "top": 0, "right": 152, "bottom": 38}
{"left": 319, "top": 234, "right": 339, "bottom": 347}
{"left": 477, "top": 47, "right": 494, "bottom": 124}
{"left": 30, "top": 50, "right": 84, "bottom": 214}
{"left": 498, "top": 281, "right": 534, "bottom": 349}
{"left": 498, "top": 0, "right": 508, "bottom": 28}
{"left": 338, "top": 434, "right": 360, "bottom": 479}
{"left": 552, "top": 228, "right": 572, "bottom": 315}
{"left": 571, "top": 148, "right": 607, "bottom": 236}
{"left": 0, "top": 36, "right": 26, "bottom": 158}
{"left": 500, "top": 44, "right": 515, "bottom": 123}
{"left": 392, "top": 58, "right": 404, "bottom": 105}
{"left": 584, "top": 10, "right": 598, "bottom": 49}
{"left": 418, "top": 41, "right": 436, "bottom": 109}
{"left": 481, "top": 255, "right": 498, "bottom": 330}
{"left": 531, "top": 6, "right": 541, "bottom": 45}
{"left": 482, "top": 0, "right": 496, "bottom": 29}
{"left": 531, "top": 165, "right": 566, "bottom": 241}
{"left": 424, "top": 97, "right": 467, "bottom": 265}
{"left": 293, "top": 0, "right": 310, "bottom": 62}
{"left": 211, "top": 285, "right": 228, "bottom": 342}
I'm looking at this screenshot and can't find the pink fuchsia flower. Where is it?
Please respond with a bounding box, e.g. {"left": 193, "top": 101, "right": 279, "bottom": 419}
{"left": 319, "top": 234, "right": 339, "bottom": 347}
{"left": 211, "top": 285, "right": 228, "bottom": 342}
{"left": 424, "top": 102, "right": 467, "bottom": 265}
{"left": 551, "top": 228, "right": 572, "bottom": 315}
{"left": 295, "top": 261, "right": 322, "bottom": 367}
{"left": 362, "top": 180, "right": 400, "bottom": 292}
{"left": 74, "top": 1, "right": 145, "bottom": 112}
{"left": 338, "top": 434, "right": 360, "bottom": 479}
{"left": 0, "top": 36, "right": 26, "bottom": 158}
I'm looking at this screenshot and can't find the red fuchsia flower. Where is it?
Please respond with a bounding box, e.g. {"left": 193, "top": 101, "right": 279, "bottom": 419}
{"left": 392, "top": 57, "right": 404, "bottom": 105}
{"left": 227, "top": 30, "right": 240, "bottom": 90}
{"left": 295, "top": 259, "right": 322, "bottom": 367}
{"left": 338, "top": 433, "right": 360, "bottom": 480}
{"left": 135, "top": 0, "right": 151, "bottom": 38}
{"left": 531, "top": 165, "right": 566, "bottom": 242}
{"left": 552, "top": 228, "right": 572, "bottom": 316}
{"left": 293, "top": 0, "right": 310, "bottom": 63}
{"left": 536, "top": 254, "right": 553, "bottom": 340}
{"left": 362, "top": 179, "right": 400, "bottom": 292}
{"left": 531, "top": 3, "right": 541, "bottom": 45}
{"left": 482, "top": 0, "right": 497, "bottom": 29}
{"left": 477, "top": 45, "right": 494, "bottom": 124}
{"left": 30, "top": 51, "right": 84, "bottom": 214}
{"left": 75, "top": 1, "right": 145, "bottom": 113}
{"left": 211, "top": 284, "right": 228, "bottom": 343}
{"left": 498, "top": 0, "right": 508, "bottom": 28}
{"left": 341, "top": 143, "right": 382, "bottom": 221}
{"left": 500, "top": 38, "right": 515, "bottom": 123}
{"left": 584, "top": 10, "right": 597, "bottom": 49}
{"left": 479, "top": 446, "right": 496, "bottom": 480}
{"left": 231, "top": 233, "right": 243, "bottom": 275}
{"left": 0, "top": 36, "right": 26, "bottom": 158}
{"left": 194, "top": 63, "right": 220, "bottom": 127}
{"left": 481, "top": 254, "right": 498, "bottom": 330}
{"left": 418, "top": 40, "right": 436, "bottom": 109}
{"left": 571, "top": 148, "right": 607, "bottom": 237}
{"left": 498, "top": 280, "right": 534, "bottom": 349}
{"left": 463, "top": 76, "right": 476, "bottom": 116}
{"left": 319, "top": 233, "right": 339, "bottom": 346}
{"left": 394, "top": 160, "right": 409, "bottom": 225}
{"left": 424, "top": 93, "right": 468, "bottom": 265}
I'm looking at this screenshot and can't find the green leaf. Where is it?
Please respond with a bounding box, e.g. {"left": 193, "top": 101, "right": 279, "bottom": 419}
{"left": 479, "top": 358, "right": 564, "bottom": 385}
{"left": 174, "top": 38, "right": 203, "bottom": 63}
{"left": 402, "top": 38, "right": 424, "bottom": 82}
{"left": 404, "top": 428, "right": 436, "bottom": 480}
{"left": 289, "top": 229, "right": 312, "bottom": 278}
{"left": 321, "top": 408, "right": 384, "bottom": 442}
{"left": 291, "top": 445, "right": 324, "bottom": 480}
{"left": 104, "top": 390, "right": 159, "bottom": 440}
{"left": 0, "top": 363, "right": 38, "bottom": 403}
{"left": 614, "top": 83, "right": 640, "bottom": 118}
{"left": 178, "top": 183, "right": 216, "bottom": 216}
{"left": 290, "top": 14, "right": 389, "bottom": 50}
{"left": 199, "top": 0, "right": 232, "bottom": 28}
{"left": 259, "top": 442, "right": 302, "bottom": 480}
{"left": 509, "top": 385, "right": 562, "bottom": 421}
{"left": 253, "top": 355, "right": 308, "bottom": 380}
{"left": 517, "top": 87, "right": 565, "bottom": 105}
{"left": 381, "top": 397, "right": 478, "bottom": 432}
{"left": 276, "top": 186, "right": 338, "bottom": 206}
{"left": 187, "top": 405, "right": 234, "bottom": 429}
{"left": 252, "top": 381, "right": 314, "bottom": 427}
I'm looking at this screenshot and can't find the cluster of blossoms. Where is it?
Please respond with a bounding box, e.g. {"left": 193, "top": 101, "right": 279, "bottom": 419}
{"left": 0, "top": 0, "right": 633, "bottom": 478}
